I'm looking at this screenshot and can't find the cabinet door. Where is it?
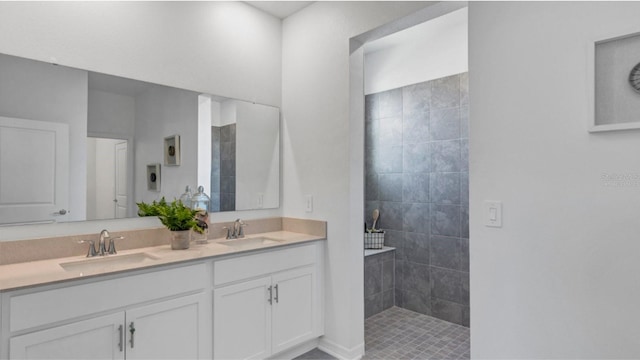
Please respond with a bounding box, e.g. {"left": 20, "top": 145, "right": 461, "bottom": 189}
{"left": 213, "top": 277, "right": 272, "bottom": 360}
{"left": 271, "top": 266, "right": 316, "bottom": 355}
{"left": 125, "top": 293, "right": 208, "bottom": 360}
{"left": 9, "top": 313, "right": 124, "bottom": 360}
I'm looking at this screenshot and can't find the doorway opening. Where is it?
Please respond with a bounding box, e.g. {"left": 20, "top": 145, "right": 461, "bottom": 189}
{"left": 352, "top": 3, "right": 470, "bottom": 359}
{"left": 86, "top": 137, "right": 129, "bottom": 220}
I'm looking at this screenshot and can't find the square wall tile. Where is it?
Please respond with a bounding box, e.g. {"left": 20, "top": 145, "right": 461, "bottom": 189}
{"left": 460, "top": 72, "right": 469, "bottom": 106}
{"left": 379, "top": 174, "right": 403, "bottom": 202}
{"left": 379, "top": 88, "right": 403, "bottom": 118}
{"left": 430, "top": 172, "right": 461, "bottom": 205}
{"left": 379, "top": 201, "right": 403, "bottom": 231}
{"left": 365, "top": 93, "right": 379, "bottom": 121}
{"left": 431, "top": 204, "right": 461, "bottom": 237}
{"left": 430, "top": 140, "right": 461, "bottom": 173}
{"left": 430, "top": 236, "right": 461, "bottom": 271}
{"left": 403, "top": 142, "right": 430, "bottom": 173}
{"left": 376, "top": 146, "right": 403, "bottom": 174}
{"left": 403, "top": 81, "right": 431, "bottom": 117}
{"left": 379, "top": 116, "right": 403, "bottom": 146}
{"left": 402, "top": 173, "right": 429, "bottom": 203}
{"left": 399, "top": 288, "right": 432, "bottom": 315}
{"left": 431, "top": 74, "right": 460, "bottom": 109}
{"left": 403, "top": 232, "right": 430, "bottom": 265}
{"left": 403, "top": 111, "right": 430, "bottom": 144}
{"left": 403, "top": 203, "right": 430, "bottom": 234}
{"left": 431, "top": 297, "right": 464, "bottom": 326}
{"left": 430, "top": 267, "right": 462, "bottom": 303}
{"left": 430, "top": 107, "right": 460, "bottom": 141}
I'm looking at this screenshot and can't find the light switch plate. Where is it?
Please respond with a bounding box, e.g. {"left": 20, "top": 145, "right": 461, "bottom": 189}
{"left": 485, "top": 201, "right": 502, "bottom": 227}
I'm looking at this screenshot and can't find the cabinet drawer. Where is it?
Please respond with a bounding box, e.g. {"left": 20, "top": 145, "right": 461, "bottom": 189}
{"left": 214, "top": 244, "right": 316, "bottom": 286}
{"left": 10, "top": 263, "right": 208, "bottom": 333}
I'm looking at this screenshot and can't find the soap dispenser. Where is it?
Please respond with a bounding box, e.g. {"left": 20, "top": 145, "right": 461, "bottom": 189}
{"left": 191, "top": 186, "right": 210, "bottom": 244}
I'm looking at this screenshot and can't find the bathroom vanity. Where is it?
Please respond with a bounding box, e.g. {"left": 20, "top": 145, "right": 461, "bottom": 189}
{"left": 0, "top": 226, "right": 325, "bottom": 360}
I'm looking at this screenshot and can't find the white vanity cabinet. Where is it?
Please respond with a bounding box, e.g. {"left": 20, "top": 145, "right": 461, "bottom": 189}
{"left": 2, "top": 263, "right": 212, "bottom": 360}
{"left": 213, "top": 243, "right": 323, "bottom": 360}
{"left": 10, "top": 313, "right": 124, "bottom": 360}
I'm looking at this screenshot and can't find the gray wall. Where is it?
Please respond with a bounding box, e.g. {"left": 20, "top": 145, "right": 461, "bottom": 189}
{"left": 364, "top": 250, "right": 395, "bottom": 318}
{"left": 212, "top": 123, "right": 236, "bottom": 212}
{"left": 364, "top": 72, "right": 469, "bottom": 326}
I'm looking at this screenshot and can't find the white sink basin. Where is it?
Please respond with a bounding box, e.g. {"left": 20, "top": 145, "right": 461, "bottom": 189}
{"left": 60, "top": 252, "right": 159, "bottom": 274}
{"left": 218, "top": 237, "right": 284, "bottom": 248}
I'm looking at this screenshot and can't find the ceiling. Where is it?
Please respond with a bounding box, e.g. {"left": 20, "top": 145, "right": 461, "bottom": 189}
{"left": 245, "top": 1, "right": 314, "bottom": 19}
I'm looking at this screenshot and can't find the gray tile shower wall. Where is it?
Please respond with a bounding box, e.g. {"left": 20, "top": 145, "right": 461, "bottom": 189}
{"left": 364, "top": 72, "right": 469, "bottom": 327}
{"left": 364, "top": 250, "right": 396, "bottom": 318}
{"left": 211, "top": 126, "right": 221, "bottom": 212}
{"left": 220, "top": 123, "right": 236, "bottom": 211}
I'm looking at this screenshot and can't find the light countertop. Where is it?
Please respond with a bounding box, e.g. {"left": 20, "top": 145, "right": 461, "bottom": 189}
{"left": 0, "top": 231, "right": 325, "bottom": 292}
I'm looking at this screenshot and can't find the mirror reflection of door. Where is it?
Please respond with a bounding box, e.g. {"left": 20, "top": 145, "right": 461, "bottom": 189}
{"left": 114, "top": 141, "right": 128, "bottom": 218}
{"left": 0, "top": 116, "right": 69, "bottom": 224}
{"left": 86, "top": 137, "right": 128, "bottom": 220}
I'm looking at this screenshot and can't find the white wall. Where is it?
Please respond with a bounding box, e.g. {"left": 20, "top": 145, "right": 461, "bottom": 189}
{"left": 197, "top": 95, "right": 213, "bottom": 197}
{"left": 134, "top": 85, "right": 200, "bottom": 204}
{"left": 88, "top": 89, "right": 135, "bottom": 138}
{"left": 0, "top": 53, "right": 87, "bottom": 222}
{"left": 282, "top": 2, "right": 433, "bottom": 358}
{"left": 235, "top": 102, "right": 280, "bottom": 210}
{"left": 364, "top": 7, "right": 468, "bottom": 94}
{"left": 469, "top": 2, "right": 640, "bottom": 358}
{"left": 0, "top": 2, "right": 282, "bottom": 107}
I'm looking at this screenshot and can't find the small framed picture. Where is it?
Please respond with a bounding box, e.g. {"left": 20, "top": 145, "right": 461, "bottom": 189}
{"left": 164, "top": 135, "right": 180, "bottom": 166}
{"left": 147, "top": 163, "right": 161, "bottom": 191}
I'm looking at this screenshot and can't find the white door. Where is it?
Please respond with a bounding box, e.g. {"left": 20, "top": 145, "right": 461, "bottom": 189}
{"left": 271, "top": 266, "right": 316, "bottom": 354}
{"left": 125, "top": 293, "right": 205, "bottom": 360}
{"left": 214, "top": 277, "right": 272, "bottom": 360}
{"left": 9, "top": 312, "right": 124, "bottom": 360}
{"left": 114, "top": 141, "right": 128, "bottom": 218}
{"left": 0, "top": 116, "right": 69, "bottom": 225}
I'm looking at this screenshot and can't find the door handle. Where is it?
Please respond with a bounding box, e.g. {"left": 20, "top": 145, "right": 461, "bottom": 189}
{"left": 129, "top": 322, "right": 135, "bottom": 348}
{"left": 118, "top": 324, "right": 123, "bottom": 352}
{"left": 53, "top": 209, "right": 67, "bottom": 215}
{"left": 267, "top": 285, "right": 273, "bottom": 305}
{"left": 274, "top": 284, "right": 279, "bottom": 303}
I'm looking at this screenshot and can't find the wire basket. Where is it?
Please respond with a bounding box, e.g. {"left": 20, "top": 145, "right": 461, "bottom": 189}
{"left": 364, "top": 231, "right": 385, "bottom": 249}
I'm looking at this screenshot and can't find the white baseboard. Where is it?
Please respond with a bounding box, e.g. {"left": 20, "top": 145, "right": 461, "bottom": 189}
{"left": 318, "top": 338, "right": 365, "bottom": 360}
{"left": 269, "top": 338, "right": 320, "bottom": 360}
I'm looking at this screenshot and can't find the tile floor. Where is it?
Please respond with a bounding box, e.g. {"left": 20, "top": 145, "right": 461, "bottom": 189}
{"left": 364, "top": 307, "right": 470, "bottom": 359}
{"left": 296, "top": 306, "right": 470, "bottom": 360}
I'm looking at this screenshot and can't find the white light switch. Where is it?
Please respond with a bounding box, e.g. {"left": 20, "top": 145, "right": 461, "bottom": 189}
{"left": 305, "top": 195, "right": 313, "bottom": 213}
{"left": 485, "top": 201, "right": 502, "bottom": 227}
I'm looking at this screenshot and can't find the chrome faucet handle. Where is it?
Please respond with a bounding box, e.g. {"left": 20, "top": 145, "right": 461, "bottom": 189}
{"left": 108, "top": 236, "right": 124, "bottom": 255}
{"left": 223, "top": 226, "right": 233, "bottom": 239}
{"left": 78, "top": 239, "right": 97, "bottom": 257}
{"left": 233, "top": 219, "right": 244, "bottom": 238}
{"left": 238, "top": 222, "right": 248, "bottom": 238}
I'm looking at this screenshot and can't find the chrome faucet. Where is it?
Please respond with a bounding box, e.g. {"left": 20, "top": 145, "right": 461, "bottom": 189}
{"left": 98, "top": 229, "right": 109, "bottom": 256}
{"left": 79, "top": 229, "right": 124, "bottom": 257}
{"left": 225, "top": 219, "right": 248, "bottom": 239}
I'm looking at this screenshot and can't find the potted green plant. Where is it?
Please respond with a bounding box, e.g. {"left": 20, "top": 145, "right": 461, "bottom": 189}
{"left": 137, "top": 198, "right": 204, "bottom": 250}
